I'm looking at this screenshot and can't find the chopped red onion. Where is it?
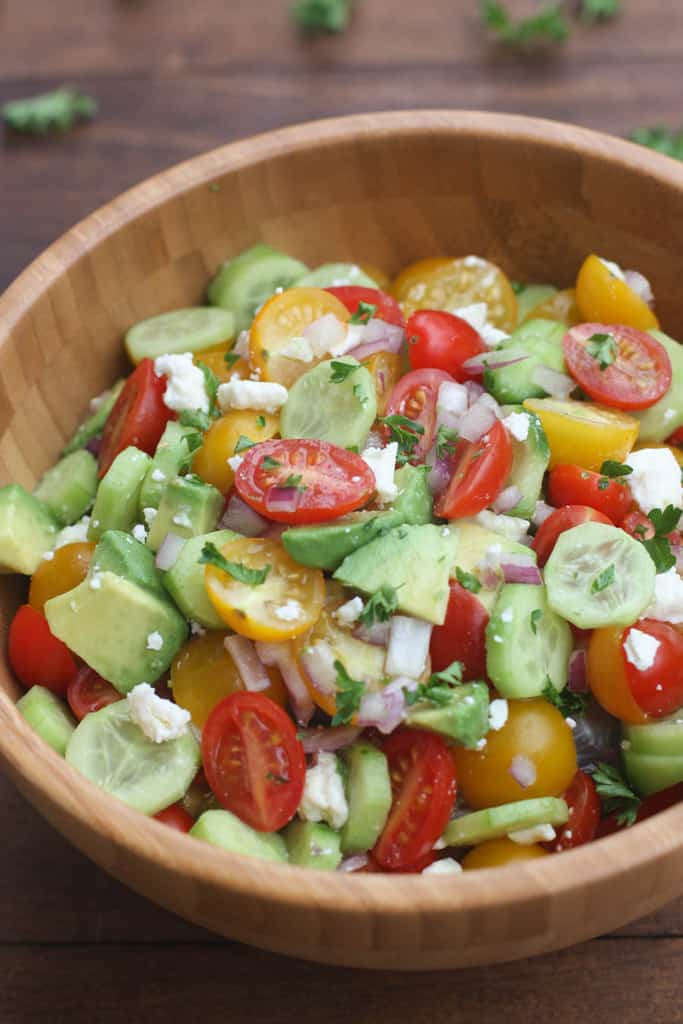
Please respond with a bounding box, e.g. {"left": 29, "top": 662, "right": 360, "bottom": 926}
{"left": 624, "top": 269, "right": 654, "bottom": 306}
{"left": 299, "top": 641, "right": 338, "bottom": 697}
{"left": 338, "top": 853, "right": 369, "bottom": 872}
{"left": 531, "top": 365, "right": 575, "bottom": 399}
{"left": 568, "top": 649, "right": 588, "bottom": 693}
{"left": 425, "top": 446, "right": 451, "bottom": 498}
{"left": 298, "top": 725, "right": 362, "bottom": 754}
{"left": 262, "top": 521, "right": 288, "bottom": 540}
{"left": 303, "top": 314, "right": 347, "bottom": 357}
{"left": 532, "top": 500, "right": 555, "bottom": 528}
{"left": 385, "top": 616, "right": 432, "bottom": 679}
{"left": 461, "top": 350, "right": 529, "bottom": 377}
{"left": 459, "top": 398, "right": 498, "bottom": 442}
{"left": 492, "top": 485, "right": 522, "bottom": 514}
{"left": 254, "top": 641, "right": 281, "bottom": 666}
{"left": 510, "top": 754, "right": 537, "bottom": 789}
{"left": 346, "top": 320, "right": 404, "bottom": 360}
{"left": 464, "top": 380, "right": 485, "bottom": 404}
{"left": 573, "top": 702, "right": 621, "bottom": 771}
{"left": 220, "top": 493, "right": 268, "bottom": 537}
{"left": 500, "top": 559, "right": 542, "bottom": 585}
{"left": 357, "top": 687, "right": 406, "bottom": 735}
{"left": 353, "top": 619, "right": 391, "bottom": 647}
{"left": 85, "top": 435, "right": 102, "bottom": 456}
{"left": 224, "top": 635, "right": 270, "bottom": 692}
{"left": 155, "top": 532, "right": 185, "bottom": 571}
{"left": 672, "top": 543, "right": 683, "bottom": 573}
{"left": 269, "top": 644, "right": 314, "bottom": 726}
{"left": 264, "top": 486, "right": 301, "bottom": 519}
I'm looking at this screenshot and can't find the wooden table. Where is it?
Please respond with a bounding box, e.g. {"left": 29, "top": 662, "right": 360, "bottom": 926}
{"left": 1, "top": 2, "right": 683, "bottom": 1019}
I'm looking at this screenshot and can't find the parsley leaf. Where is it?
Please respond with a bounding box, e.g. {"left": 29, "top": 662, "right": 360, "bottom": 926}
{"left": 291, "top": 0, "right": 352, "bottom": 33}
{"left": 196, "top": 361, "right": 219, "bottom": 416}
{"left": 649, "top": 505, "right": 682, "bottom": 536}
{"left": 358, "top": 585, "right": 399, "bottom": 626}
{"left": 179, "top": 409, "right": 212, "bottom": 432}
{"left": 542, "top": 678, "right": 589, "bottom": 718}
{"left": 435, "top": 425, "right": 459, "bottom": 460}
{"left": 581, "top": 0, "right": 620, "bottom": 19}
{"left": 330, "top": 360, "right": 361, "bottom": 384}
{"left": 199, "top": 542, "right": 270, "bottom": 585}
{"left": 592, "top": 761, "right": 641, "bottom": 826}
{"left": 234, "top": 435, "right": 255, "bottom": 454}
{"left": 2, "top": 86, "right": 97, "bottom": 134}
{"left": 182, "top": 432, "right": 204, "bottom": 458}
{"left": 591, "top": 563, "right": 616, "bottom": 593}
{"left": 586, "top": 332, "right": 618, "bottom": 370}
{"left": 378, "top": 415, "right": 424, "bottom": 465}
{"left": 282, "top": 474, "right": 307, "bottom": 491}
{"left": 600, "top": 460, "right": 633, "bottom": 479}
{"left": 353, "top": 383, "right": 368, "bottom": 406}
{"left": 631, "top": 127, "right": 683, "bottom": 162}
{"left": 429, "top": 660, "right": 464, "bottom": 686}
{"left": 640, "top": 505, "right": 683, "bottom": 573}
{"left": 331, "top": 660, "right": 365, "bottom": 726}
{"left": 262, "top": 456, "right": 281, "bottom": 470}
{"left": 224, "top": 351, "right": 241, "bottom": 370}
{"left": 256, "top": 415, "right": 266, "bottom": 428}
{"left": 348, "top": 301, "right": 377, "bottom": 325}
{"left": 455, "top": 566, "right": 482, "bottom": 594}
{"left": 480, "top": 0, "right": 569, "bottom": 47}
{"left": 530, "top": 608, "right": 543, "bottom": 635}
{"left": 404, "top": 662, "right": 464, "bottom": 707}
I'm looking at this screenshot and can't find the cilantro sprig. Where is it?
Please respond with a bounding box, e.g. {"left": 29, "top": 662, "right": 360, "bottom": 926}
{"left": 586, "top": 332, "right": 618, "bottom": 370}
{"left": 358, "top": 585, "right": 399, "bottom": 627}
{"left": 330, "top": 360, "right": 361, "bottom": 384}
{"left": 378, "top": 415, "right": 424, "bottom": 465}
{"left": 455, "top": 566, "right": 482, "bottom": 594}
{"left": 435, "top": 425, "right": 459, "bottom": 460}
{"left": 199, "top": 542, "right": 270, "bottom": 585}
{"left": 2, "top": 86, "right": 97, "bottom": 134}
{"left": 480, "top": 0, "right": 569, "bottom": 47}
{"left": 234, "top": 435, "right": 255, "bottom": 454}
{"left": 640, "top": 505, "right": 683, "bottom": 573}
{"left": 331, "top": 660, "right": 365, "bottom": 726}
{"left": 542, "top": 678, "right": 589, "bottom": 718}
{"left": 404, "top": 661, "right": 465, "bottom": 707}
{"left": 224, "top": 351, "right": 241, "bottom": 371}
{"left": 592, "top": 761, "right": 641, "bottom": 827}
{"left": 348, "top": 301, "right": 377, "bottom": 325}
{"left": 282, "top": 474, "right": 307, "bottom": 492}
{"left": 179, "top": 409, "right": 212, "bottom": 432}
{"left": 196, "top": 361, "right": 219, "bottom": 416}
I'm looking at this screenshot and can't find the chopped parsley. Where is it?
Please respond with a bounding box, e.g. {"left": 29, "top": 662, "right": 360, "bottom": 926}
{"left": 196, "top": 361, "right": 219, "bottom": 416}
{"left": 530, "top": 608, "right": 543, "bottom": 635}
{"left": 592, "top": 761, "right": 641, "bottom": 827}
{"left": 640, "top": 505, "right": 683, "bottom": 573}
{"left": 429, "top": 660, "right": 464, "bottom": 687}
{"left": 331, "top": 660, "right": 365, "bottom": 726}
{"left": 600, "top": 460, "right": 633, "bottom": 479}
{"left": 358, "top": 584, "right": 399, "bottom": 626}
{"left": 435, "top": 425, "right": 459, "bottom": 460}
{"left": 234, "top": 435, "right": 255, "bottom": 454}
{"left": 480, "top": 0, "right": 569, "bottom": 47}
{"left": 199, "top": 542, "right": 270, "bottom": 585}
{"left": 2, "top": 86, "right": 97, "bottom": 134}
{"left": 404, "top": 661, "right": 464, "bottom": 707}
{"left": 262, "top": 456, "right": 281, "bottom": 470}
{"left": 348, "top": 301, "right": 377, "bottom": 325}
{"left": 224, "top": 351, "right": 241, "bottom": 370}
{"left": 256, "top": 415, "right": 266, "bottom": 428}
{"left": 378, "top": 414, "right": 424, "bottom": 465}
{"left": 353, "top": 383, "right": 368, "bottom": 406}
{"left": 182, "top": 432, "right": 204, "bottom": 457}
{"left": 330, "top": 360, "right": 361, "bottom": 383}
{"left": 631, "top": 127, "right": 683, "bottom": 162}
{"left": 455, "top": 566, "right": 482, "bottom": 594}
{"left": 282, "top": 474, "right": 307, "bottom": 491}
{"left": 586, "top": 332, "right": 618, "bottom": 370}
{"left": 581, "top": 0, "right": 620, "bottom": 19}
{"left": 179, "top": 409, "right": 212, "bottom": 432}
{"left": 591, "top": 563, "right": 616, "bottom": 593}
{"left": 542, "top": 678, "right": 589, "bottom": 718}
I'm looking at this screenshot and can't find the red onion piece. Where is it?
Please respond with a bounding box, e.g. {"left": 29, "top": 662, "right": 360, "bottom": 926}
{"left": 510, "top": 754, "right": 537, "bottom": 789}
{"left": 264, "top": 486, "right": 301, "bottom": 518}
{"left": 532, "top": 500, "right": 555, "bottom": 528}
{"left": 338, "top": 853, "right": 369, "bottom": 872}
{"left": 464, "top": 380, "right": 485, "bottom": 404}
{"left": 672, "top": 543, "right": 683, "bottom": 573}
{"left": 85, "top": 435, "right": 102, "bottom": 456}
{"left": 346, "top": 320, "right": 404, "bottom": 361}
{"left": 303, "top": 314, "right": 347, "bottom": 357}
{"left": 155, "top": 532, "right": 185, "bottom": 571}
{"left": 573, "top": 702, "right": 621, "bottom": 771}
{"left": 268, "top": 644, "right": 314, "bottom": 726}
{"left": 262, "top": 521, "right": 288, "bottom": 540}
{"left": 492, "top": 485, "right": 522, "bottom": 514}
{"left": 224, "top": 635, "right": 270, "bottom": 692}
{"left": 461, "top": 350, "right": 530, "bottom": 377}
{"left": 353, "top": 619, "right": 391, "bottom": 646}
{"left": 385, "top": 617, "right": 432, "bottom": 679}
{"left": 500, "top": 560, "right": 542, "bottom": 585}
{"left": 425, "top": 445, "right": 451, "bottom": 498}
{"left": 568, "top": 649, "right": 588, "bottom": 693}
{"left": 624, "top": 269, "right": 654, "bottom": 306}
{"left": 220, "top": 493, "right": 268, "bottom": 537}
{"left": 299, "top": 642, "right": 337, "bottom": 697}
{"left": 357, "top": 687, "right": 406, "bottom": 735}
{"left": 531, "top": 365, "right": 575, "bottom": 399}
{"left": 298, "top": 725, "right": 362, "bottom": 754}
{"left": 458, "top": 398, "right": 498, "bottom": 442}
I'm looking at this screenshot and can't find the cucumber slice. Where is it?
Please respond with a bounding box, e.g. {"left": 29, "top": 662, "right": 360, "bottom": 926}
{"left": 503, "top": 409, "right": 550, "bottom": 518}
{"left": 139, "top": 421, "right": 196, "bottom": 513}
{"left": 62, "top": 380, "right": 124, "bottom": 456}
{"left": 17, "top": 686, "right": 76, "bottom": 756}
{"left": 443, "top": 797, "right": 568, "bottom": 846}
{"left": 633, "top": 330, "right": 683, "bottom": 442}
{"left": 125, "top": 308, "right": 235, "bottom": 365}
{"left": 88, "top": 447, "right": 152, "bottom": 543}
{"left": 294, "top": 263, "right": 379, "bottom": 290}
{"left": 544, "top": 522, "right": 656, "bottom": 629}
{"left": 340, "top": 741, "right": 392, "bottom": 855}
{"left": 208, "top": 244, "right": 308, "bottom": 334}
{"left": 66, "top": 701, "right": 200, "bottom": 815}
{"left": 485, "top": 320, "right": 566, "bottom": 405}
{"left": 485, "top": 583, "right": 572, "bottom": 698}
{"left": 622, "top": 748, "right": 683, "bottom": 797}
{"left": 162, "top": 528, "right": 240, "bottom": 628}
{"left": 515, "top": 285, "right": 557, "bottom": 325}
{"left": 623, "top": 715, "right": 683, "bottom": 758}
{"left": 285, "top": 820, "right": 342, "bottom": 870}
{"left": 190, "top": 809, "right": 288, "bottom": 862}
{"left": 34, "top": 450, "right": 98, "bottom": 527}
{"left": 281, "top": 357, "right": 377, "bottom": 450}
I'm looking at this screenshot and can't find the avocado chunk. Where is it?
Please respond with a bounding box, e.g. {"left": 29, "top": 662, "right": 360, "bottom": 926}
{"left": 0, "top": 484, "right": 57, "bottom": 575}
{"left": 139, "top": 421, "right": 197, "bottom": 513}
{"left": 501, "top": 408, "right": 550, "bottom": 519}
{"left": 34, "top": 449, "right": 98, "bottom": 526}
{"left": 486, "top": 319, "right": 566, "bottom": 405}
{"left": 92, "top": 530, "right": 167, "bottom": 600}
{"left": 45, "top": 571, "right": 189, "bottom": 694}
{"left": 163, "top": 528, "right": 239, "bottom": 628}
{"left": 284, "top": 820, "right": 342, "bottom": 870}
{"left": 88, "top": 446, "right": 152, "bottom": 543}
{"left": 62, "top": 379, "right": 124, "bottom": 456}
{"left": 190, "top": 808, "right": 289, "bottom": 863}
{"left": 282, "top": 464, "right": 432, "bottom": 571}
{"left": 17, "top": 686, "right": 76, "bottom": 756}
{"left": 333, "top": 523, "right": 460, "bottom": 625}
{"left": 622, "top": 748, "right": 683, "bottom": 797}
{"left": 340, "top": 741, "right": 392, "bottom": 855}
{"left": 405, "top": 682, "right": 490, "bottom": 747}
{"left": 147, "top": 475, "right": 223, "bottom": 553}
{"left": 633, "top": 329, "right": 683, "bottom": 441}
{"left": 451, "top": 522, "right": 535, "bottom": 613}
{"left": 443, "top": 797, "right": 569, "bottom": 846}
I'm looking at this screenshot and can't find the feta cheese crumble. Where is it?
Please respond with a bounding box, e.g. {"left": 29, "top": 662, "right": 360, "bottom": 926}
{"left": 146, "top": 631, "right": 164, "bottom": 652}
{"left": 274, "top": 599, "right": 303, "bottom": 622}
{"left": 227, "top": 454, "right": 244, "bottom": 472}
{"left": 643, "top": 567, "right": 683, "bottom": 624}
{"left": 334, "top": 596, "right": 365, "bottom": 626}
{"left": 143, "top": 507, "right": 158, "bottom": 526}
{"left": 217, "top": 379, "right": 288, "bottom": 414}
{"left": 473, "top": 509, "right": 530, "bottom": 544}
{"left": 448, "top": 302, "right": 509, "bottom": 348}
{"left": 54, "top": 515, "right": 91, "bottom": 549}
{"left": 298, "top": 752, "right": 349, "bottom": 830}
{"left": 278, "top": 337, "right": 315, "bottom": 363}
{"left": 422, "top": 858, "right": 463, "bottom": 875}
{"left": 154, "top": 353, "right": 209, "bottom": 415}
{"left": 508, "top": 823, "right": 556, "bottom": 845}
{"left": 127, "top": 683, "right": 191, "bottom": 743}
{"left": 625, "top": 448, "right": 682, "bottom": 514}
{"left": 623, "top": 628, "right": 660, "bottom": 671}
{"left": 437, "top": 380, "right": 468, "bottom": 421}
{"left": 361, "top": 442, "right": 398, "bottom": 505}
{"left": 172, "top": 511, "right": 192, "bottom": 529}
{"left": 502, "top": 411, "right": 530, "bottom": 442}
{"left": 132, "top": 523, "right": 148, "bottom": 544}
{"left": 488, "top": 698, "right": 509, "bottom": 731}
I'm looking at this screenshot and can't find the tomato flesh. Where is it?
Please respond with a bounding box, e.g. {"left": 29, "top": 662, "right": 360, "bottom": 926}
{"left": 622, "top": 619, "right": 683, "bottom": 718}
{"left": 66, "top": 665, "right": 122, "bottom": 720}
{"left": 544, "top": 771, "right": 600, "bottom": 852}
{"left": 532, "top": 505, "right": 614, "bottom": 567}
{"left": 563, "top": 323, "right": 671, "bottom": 411}
{"left": 99, "top": 358, "right": 172, "bottom": 477}
{"left": 547, "top": 464, "right": 631, "bottom": 524}
{"left": 325, "top": 286, "right": 405, "bottom": 327}
{"left": 202, "top": 692, "right": 306, "bottom": 832}
{"left": 153, "top": 803, "right": 195, "bottom": 833}
{"left": 430, "top": 581, "right": 489, "bottom": 680}
{"left": 406, "top": 310, "right": 486, "bottom": 381}
{"left": 435, "top": 419, "right": 513, "bottom": 519}
{"left": 9, "top": 604, "right": 78, "bottom": 695}
{"left": 383, "top": 368, "right": 454, "bottom": 464}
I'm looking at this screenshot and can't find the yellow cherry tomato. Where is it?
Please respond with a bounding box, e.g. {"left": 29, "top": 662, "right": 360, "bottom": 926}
{"left": 586, "top": 626, "right": 648, "bottom": 725}
{"left": 390, "top": 258, "right": 452, "bottom": 300}
{"left": 204, "top": 537, "right": 324, "bottom": 642}
{"left": 576, "top": 254, "right": 659, "bottom": 330}
{"left": 249, "top": 288, "right": 349, "bottom": 388}
{"left": 633, "top": 441, "right": 683, "bottom": 468}
{"left": 392, "top": 256, "right": 518, "bottom": 330}
{"left": 192, "top": 410, "right": 279, "bottom": 494}
{"left": 193, "top": 347, "right": 250, "bottom": 383}
{"left": 28, "top": 542, "right": 95, "bottom": 612}
{"left": 361, "top": 350, "right": 402, "bottom": 417}
{"left": 523, "top": 397, "right": 639, "bottom": 471}
{"left": 461, "top": 838, "right": 549, "bottom": 870}
{"left": 171, "top": 630, "right": 286, "bottom": 727}
{"left": 453, "top": 699, "right": 577, "bottom": 809}
{"left": 359, "top": 262, "right": 391, "bottom": 292}
{"left": 524, "top": 288, "right": 581, "bottom": 327}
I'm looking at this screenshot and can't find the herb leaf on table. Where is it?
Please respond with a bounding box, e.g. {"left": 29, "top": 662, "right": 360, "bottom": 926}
{"left": 2, "top": 86, "right": 97, "bottom": 135}
{"left": 480, "top": 0, "right": 570, "bottom": 47}
{"left": 292, "top": 0, "right": 352, "bottom": 33}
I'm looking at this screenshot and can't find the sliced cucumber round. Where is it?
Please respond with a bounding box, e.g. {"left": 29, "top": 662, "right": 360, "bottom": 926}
{"left": 207, "top": 244, "right": 308, "bottom": 334}
{"left": 65, "top": 701, "right": 200, "bottom": 815}
{"left": 485, "top": 582, "right": 572, "bottom": 698}
{"left": 294, "top": 263, "right": 379, "bottom": 290}
{"left": 281, "top": 357, "right": 377, "bottom": 449}
{"left": 125, "top": 307, "right": 235, "bottom": 364}
{"left": 544, "top": 522, "right": 656, "bottom": 629}
{"left": 444, "top": 797, "right": 568, "bottom": 846}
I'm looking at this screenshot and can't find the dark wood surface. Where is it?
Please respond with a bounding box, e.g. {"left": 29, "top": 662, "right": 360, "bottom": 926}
{"left": 2, "top": 2, "right": 683, "bottom": 1020}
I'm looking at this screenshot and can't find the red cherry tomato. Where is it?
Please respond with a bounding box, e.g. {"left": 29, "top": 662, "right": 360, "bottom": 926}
{"left": 383, "top": 368, "right": 454, "bottom": 464}
{"left": 373, "top": 728, "right": 457, "bottom": 870}
{"left": 622, "top": 510, "right": 655, "bottom": 541}
{"left": 154, "top": 802, "right": 195, "bottom": 833}
{"left": 361, "top": 851, "right": 437, "bottom": 874}
{"left": 201, "top": 692, "right": 305, "bottom": 832}
{"left": 622, "top": 619, "right": 683, "bottom": 718}
{"left": 597, "top": 782, "right": 683, "bottom": 837}
{"left": 234, "top": 438, "right": 375, "bottom": 524}
{"left": 325, "top": 286, "right": 404, "bottom": 327}
{"left": 8, "top": 604, "right": 78, "bottom": 694}
{"left": 406, "top": 310, "right": 486, "bottom": 381}
{"left": 66, "top": 665, "right": 122, "bottom": 720}
{"left": 532, "top": 505, "right": 613, "bottom": 567}
{"left": 99, "top": 359, "right": 172, "bottom": 477}
{"left": 667, "top": 427, "right": 683, "bottom": 447}
{"left": 562, "top": 323, "right": 672, "bottom": 411}
{"left": 544, "top": 771, "right": 600, "bottom": 852}
{"left": 430, "top": 581, "right": 489, "bottom": 680}
{"left": 547, "top": 464, "right": 632, "bottom": 525}
{"left": 434, "top": 419, "right": 513, "bottom": 520}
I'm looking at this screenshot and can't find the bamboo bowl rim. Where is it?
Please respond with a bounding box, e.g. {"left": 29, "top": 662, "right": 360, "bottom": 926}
{"left": 2, "top": 110, "right": 683, "bottom": 931}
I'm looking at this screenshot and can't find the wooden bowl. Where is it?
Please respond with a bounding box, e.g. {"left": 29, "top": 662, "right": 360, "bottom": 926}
{"left": 1, "top": 111, "right": 682, "bottom": 970}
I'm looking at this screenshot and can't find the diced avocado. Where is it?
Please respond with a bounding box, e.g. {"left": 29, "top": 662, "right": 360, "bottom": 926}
{"left": 405, "top": 682, "right": 490, "bottom": 747}
{"left": 0, "top": 484, "right": 57, "bottom": 575}
{"left": 515, "top": 284, "right": 557, "bottom": 325}
{"left": 62, "top": 379, "right": 124, "bottom": 456}
{"left": 16, "top": 686, "right": 76, "bottom": 756}
{"left": 147, "top": 475, "right": 223, "bottom": 553}
{"left": 486, "top": 320, "right": 566, "bottom": 405}
{"left": 138, "top": 421, "right": 197, "bottom": 513}
{"left": 88, "top": 447, "right": 152, "bottom": 543}
{"left": 190, "top": 808, "right": 289, "bottom": 863}
{"left": 333, "top": 523, "right": 460, "bottom": 625}
{"left": 340, "top": 741, "right": 392, "bottom": 855}
{"left": 623, "top": 716, "right": 683, "bottom": 758}
{"left": 208, "top": 244, "right": 309, "bottom": 335}
{"left": 282, "top": 464, "right": 432, "bottom": 572}
{"left": 284, "top": 820, "right": 342, "bottom": 870}
{"left": 91, "top": 530, "right": 167, "bottom": 601}
{"left": 633, "top": 330, "right": 683, "bottom": 441}
{"left": 163, "top": 528, "right": 239, "bottom": 628}
{"left": 45, "top": 571, "right": 188, "bottom": 694}
{"left": 34, "top": 450, "right": 98, "bottom": 526}
{"left": 443, "top": 797, "right": 569, "bottom": 846}
{"left": 501, "top": 408, "right": 550, "bottom": 519}
{"left": 452, "top": 522, "right": 535, "bottom": 613}
{"left": 622, "top": 748, "right": 683, "bottom": 797}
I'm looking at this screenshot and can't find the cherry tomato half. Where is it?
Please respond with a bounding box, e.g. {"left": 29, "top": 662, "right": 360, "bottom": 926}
{"left": 383, "top": 368, "right": 454, "bottom": 464}
{"left": 430, "top": 581, "right": 488, "bottom": 680}
{"left": 532, "top": 505, "right": 614, "bottom": 568}
{"left": 66, "top": 665, "right": 122, "bottom": 720}
{"left": 435, "top": 419, "right": 513, "bottom": 520}
{"left": 406, "top": 310, "right": 486, "bottom": 381}
{"left": 202, "top": 693, "right": 305, "bottom": 832}
{"left": 544, "top": 771, "right": 600, "bottom": 852}
{"left": 28, "top": 542, "right": 95, "bottom": 612}
{"left": 99, "top": 359, "right": 172, "bottom": 477}
{"left": 668, "top": 427, "right": 683, "bottom": 447}
{"left": 597, "top": 782, "right": 683, "bottom": 837}
{"left": 462, "top": 838, "right": 549, "bottom": 870}
{"left": 562, "top": 323, "right": 671, "bottom": 411}
{"left": 622, "top": 619, "right": 683, "bottom": 718}
{"left": 547, "top": 465, "right": 632, "bottom": 525}
{"left": 373, "top": 728, "right": 457, "bottom": 870}
{"left": 8, "top": 604, "right": 78, "bottom": 694}
{"left": 153, "top": 802, "right": 195, "bottom": 833}
{"left": 586, "top": 626, "right": 648, "bottom": 724}
{"left": 235, "top": 438, "right": 375, "bottom": 524}
{"left": 325, "top": 286, "right": 405, "bottom": 327}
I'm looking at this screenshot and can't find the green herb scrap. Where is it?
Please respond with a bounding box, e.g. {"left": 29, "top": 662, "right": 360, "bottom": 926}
{"left": 282, "top": 474, "right": 307, "bottom": 492}
{"left": 292, "top": 0, "right": 352, "bottom": 33}
{"left": 262, "top": 456, "right": 282, "bottom": 470}
{"left": 378, "top": 415, "right": 424, "bottom": 465}
{"left": 542, "top": 678, "right": 589, "bottom": 718}
{"left": 196, "top": 361, "right": 219, "bottom": 416}
{"left": 348, "top": 301, "right": 377, "bottom": 325}
{"left": 233, "top": 435, "right": 255, "bottom": 454}
{"left": 2, "top": 86, "right": 97, "bottom": 135}
{"left": 581, "top": 0, "right": 620, "bottom": 20}
{"left": 480, "top": 0, "right": 569, "bottom": 47}
{"left": 199, "top": 542, "right": 270, "bottom": 585}
{"left": 429, "top": 660, "right": 464, "bottom": 687}
{"left": 224, "top": 351, "right": 241, "bottom": 370}
{"left": 329, "top": 360, "right": 361, "bottom": 384}
{"left": 359, "top": 584, "right": 399, "bottom": 627}
{"left": 331, "top": 660, "right": 365, "bottom": 726}
{"left": 435, "top": 425, "right": 459, "bottom": 460}
{"left": 353, "top": 383, "right": 369, "bottom": 407}
{"left": 530, "top": 608, "right": 543, "bottom": 635}
{"left": 179, "top": 409, "right": 212, "bottom": 432}
{"left": 586, "top": 332, "right": 618, "bottom": 370}
{"left": 405, "top": 661, "right": 464, "bottom": 707}
{"left": 592, "top": 761, "right": 641, "bottom": 827}
{"left": 641, "top": 505, "right": 683, "bottom": 574}
{"left": 600, "top": 460, "right": 633, "bottom": 479}
{"left": 455, "top": 566, "right": 482, "bottom": 594}
{"left": 591, "top": 563, "right": 616, "bottom": 593}
{"left": 631, "top": 127, "right": 683, "bottom": 162}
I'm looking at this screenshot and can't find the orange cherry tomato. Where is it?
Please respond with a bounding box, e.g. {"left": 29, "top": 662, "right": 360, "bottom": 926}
{"left": 586, "top": 626, "right": 648, "bottom": 724}
{"left": 192, "top": 410, "right": 279, "bottom": 494}
{"left": 576, "top": 254, "right": 659, "bottom": 331}
{"left": 361, "top": 350, "right": 402, "bottom": 417}
{"left": 28, "top": 542, "right": 95, "bottom": 612}
{"left": 392, "top": 257, "right": 518, "bottom": 329}
{"left": 462, "top": 837, "right": 549, "bottom": 870}
{"left": 523, "top": 397, "right": 639, "bottom": 471}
